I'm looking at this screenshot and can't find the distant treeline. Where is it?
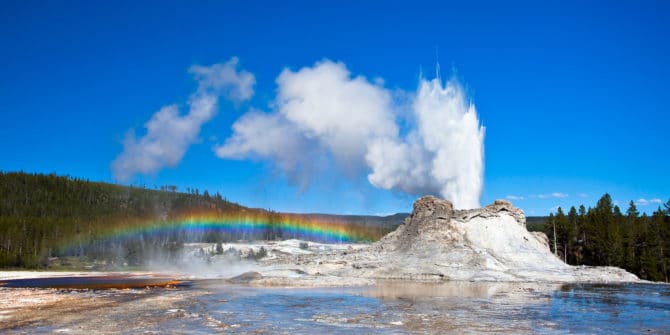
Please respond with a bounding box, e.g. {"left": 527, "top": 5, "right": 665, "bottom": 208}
{"left": 532, "top": 194, "right": 670, "bottom": 282}
{"left": 0, "top": 172, "right": 399, "bottom": 269}
{"left": 0, "top": 172, "right": 245, "bottom": 268}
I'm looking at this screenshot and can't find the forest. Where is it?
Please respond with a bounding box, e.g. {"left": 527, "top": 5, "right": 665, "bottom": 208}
{"left": 0, "top": 171, "right": 244, "bottom": 268}
{"left": 538, "top": 194, "right": 670, "bottom": 282}
{"left": 0, "top": 172, "right": 395, "bottom": 269}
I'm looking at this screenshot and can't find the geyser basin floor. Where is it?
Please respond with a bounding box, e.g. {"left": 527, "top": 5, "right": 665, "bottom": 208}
{"left": 1, "top": 279, "right": 668, "bottom": 334}
{"left": 0, "top": 274, "right": 189, "bottom": 289}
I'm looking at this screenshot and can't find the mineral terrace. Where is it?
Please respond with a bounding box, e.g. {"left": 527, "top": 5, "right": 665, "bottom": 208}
{"left": 247, "top": 196, "right": 639, "bottom": 286}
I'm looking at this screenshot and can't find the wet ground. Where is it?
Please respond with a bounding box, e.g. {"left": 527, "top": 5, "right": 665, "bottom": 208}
{"left": 1, "top": 279, "right": 669, "bottom": 334}
{"left": 0, "top": 274, "right": 189, "bottom": 289}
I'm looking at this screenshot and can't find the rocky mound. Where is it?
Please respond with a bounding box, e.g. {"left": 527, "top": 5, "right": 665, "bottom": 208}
{"left": 255, "top": 196, "right": 640, "bottom": 285}
{"left": 359, "top": 196, "right": 569, "bottom": 281}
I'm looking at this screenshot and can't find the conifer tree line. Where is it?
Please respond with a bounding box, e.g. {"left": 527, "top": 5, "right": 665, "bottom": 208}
{"left": 0, "top": 172, "right": 395, "bottom": 269}
{"left": 0, "top": 172, "right": 246, "bottom": 268}
{"left": 542, "top": 194, "right": 670, "bottom": 282}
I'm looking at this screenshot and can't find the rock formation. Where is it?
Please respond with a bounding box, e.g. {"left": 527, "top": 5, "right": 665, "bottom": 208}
{"left": 359, "top": 196, "right": 572, "bottom": 281}
{"left": 256, "top": 196, "right": 640, "bottom": 285}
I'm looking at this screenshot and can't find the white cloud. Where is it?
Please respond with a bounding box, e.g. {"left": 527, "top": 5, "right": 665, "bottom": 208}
{"left": 366, "top": 137, "right": 435, "bottom": 197}
{"left": 636, "top": 198, "right": 663, "bottom": 206}
{"left": 216, "top": 59, "right": 485, "bottom": 208}
{"left": 112, "top": 57, "right": 254, "bottom": 182}
{"left": 217, "top": 60, "right": 396, "bottom": 184}
{"left": 578, "top": 193, "right": 589, "bottom": 198}
{"left": 505, "top": 195, "right": 525, "bottom": 200}
{"left": 536, "top": 192, "right": 569, "bottom": 199}
{"left": 189, "top": 57, "right": 255, "bottom": 103}
{"left": 214, "top": 110, "right": 316, "bottom": 188}
{"left": 275, "top": 60, "right": 398, "bottom": 176}
{"left": 367, "top": 77, "right": 485, "bottom": 208}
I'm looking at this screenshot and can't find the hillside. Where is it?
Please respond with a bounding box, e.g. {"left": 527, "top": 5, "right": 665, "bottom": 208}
{"left": 0, "top": 172, "right": 401, "bottom": 268}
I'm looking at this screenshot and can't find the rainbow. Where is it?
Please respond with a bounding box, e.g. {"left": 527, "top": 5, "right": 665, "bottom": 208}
{"left": 69, "top": 211, "right": 387, "bottom": 249}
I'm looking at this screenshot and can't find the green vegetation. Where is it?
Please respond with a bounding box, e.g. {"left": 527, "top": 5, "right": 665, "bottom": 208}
{"left": 0, "top": 172, "right": 398, "bottom": 269}
{"left": 525, "top": 216, "right": 548, "bottom": 232}
{"left": 537, "top": 194, "right": 670, "bottom": 282}
{"left": 0, "top": 171, "right": 244, "bottom": 268}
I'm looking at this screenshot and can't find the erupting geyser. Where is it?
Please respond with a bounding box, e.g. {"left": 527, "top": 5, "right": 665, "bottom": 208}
{"left": 218, "top": 60, "right": 486, "bottom": 208}
{"left": 366, "top": 74, "right": 485, "bottom": 209}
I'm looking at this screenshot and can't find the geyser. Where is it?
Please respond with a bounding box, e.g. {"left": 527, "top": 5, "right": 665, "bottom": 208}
{"left": 217, "top": 59, "right": 485, "bottom": 208}
{"left": 366, "top": 76, "right": 485, "bottom": 208}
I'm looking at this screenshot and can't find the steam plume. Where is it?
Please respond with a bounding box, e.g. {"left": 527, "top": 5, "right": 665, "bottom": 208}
{"left": 112, "top": 57, "right": 254, "bottom": 182}
{"left": 217, "top": 60, "right": 485, "bottom": 208}
{"left": 368, "top": 77, "right": 485, "bottom": 208}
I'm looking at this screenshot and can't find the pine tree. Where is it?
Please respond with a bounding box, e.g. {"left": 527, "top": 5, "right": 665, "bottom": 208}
{"left": 663, "top": 200, "right": 670, "bottom": 282}
{"left": 567, "top": 206, "right": 578, "bottom": 264}
{"left": 588, "top": 194, "right": 622, "bottom": 266}
{"left": 609, "top": 205, "right": 624, "bottom": 267}
{"left": 623, "top": 201, "right": 640, "bottom": 273}
{"left": 554, "top": 207, "right": 572, "bottom": 263}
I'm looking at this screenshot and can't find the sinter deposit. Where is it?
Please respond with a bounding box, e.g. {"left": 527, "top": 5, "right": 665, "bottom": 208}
{"left": 250, "top": 196, "right": 638, "bottom": 285}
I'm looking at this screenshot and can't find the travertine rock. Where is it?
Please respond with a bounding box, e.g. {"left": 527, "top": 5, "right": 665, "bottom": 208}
{"left": 251, "top": 196, "right": 640, "bottom": 285}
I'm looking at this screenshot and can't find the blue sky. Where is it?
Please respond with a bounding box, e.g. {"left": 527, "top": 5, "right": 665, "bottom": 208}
{"left": 1, "top": 0, "right": 668, "bottom": 215}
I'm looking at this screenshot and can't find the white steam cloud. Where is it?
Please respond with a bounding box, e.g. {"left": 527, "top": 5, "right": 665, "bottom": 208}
{"left": 367, "top": 77, "right": 485, "bottom": 208}
{"left": 216, "top": 61, "right": 398, "bottom": 187}
{"left": 636, "top": 198, "right": 662, "bottom": 206}
{"left": 536, "top": 192, "right": 569, "bottom": 199}
{"left": 112, "top": 57, "right": 254, "bottom": 182}
{"left": 190, "top": 57, "right": 256, "bottom": 102}
{"left": 217, "top": 60, "right": 485, "bottom": 208}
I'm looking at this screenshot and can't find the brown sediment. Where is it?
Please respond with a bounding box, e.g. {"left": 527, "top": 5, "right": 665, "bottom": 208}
{"left": 0, "top": 272, "right": 197, "bottom": 332}
{"left": 0, "top": 275, "right": 189, "bottom": 290}
{"left": 0, "top": 285, "right": 203, "bottom": 332}
{"left": 0, "top": 288, "right": 118, "bottom": 330}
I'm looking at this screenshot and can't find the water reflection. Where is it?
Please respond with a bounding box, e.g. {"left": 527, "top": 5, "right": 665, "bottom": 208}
{"left": 5, "top": 281, "right": 670, "bottom": 334}
{"left": 366, "top": 281, "right": 560, "bottom": 300}
{"left": 545, "top": 283, "right": 670, "bottom": 334}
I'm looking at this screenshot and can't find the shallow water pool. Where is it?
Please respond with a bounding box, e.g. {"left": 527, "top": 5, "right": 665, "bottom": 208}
{"left": 3, "top": 281, "right": 669, "bottom": 334}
